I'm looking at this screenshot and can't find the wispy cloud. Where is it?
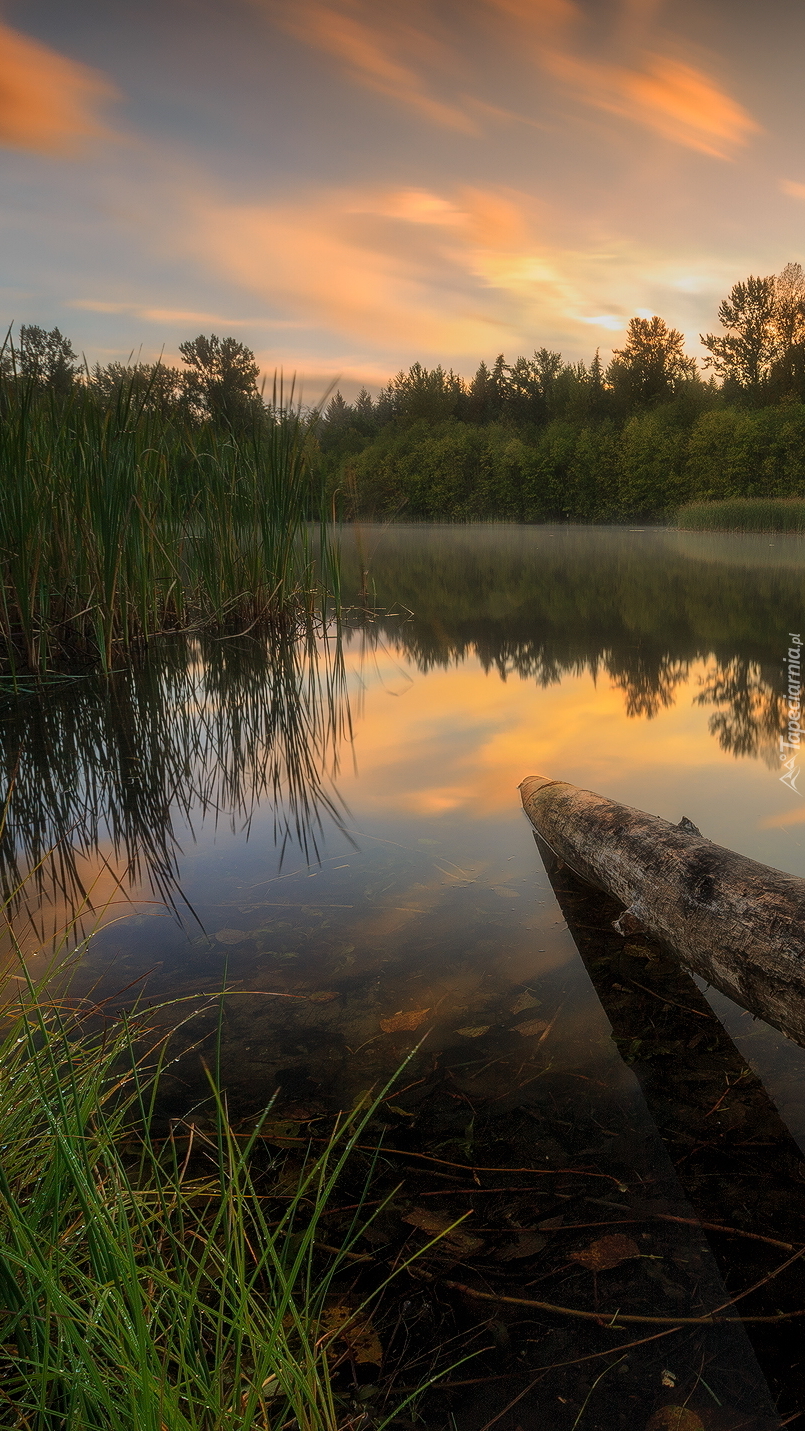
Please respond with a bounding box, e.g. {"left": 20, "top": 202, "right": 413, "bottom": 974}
{"left": 261, "top": 0, "right": 757, "bottom": 158}
{"left": 68, "top": 300, "right": 305, "bottom": 328}
{"left": 543, "top": 50, "right": 759, "bottom": 158}
{"left": 184, "top": 185, "right": 491, "bottom": 354}
{"left": 179, "top": 179, "right": 705, "bottom": 365}
{"left": 0, "top": 21, "right": 117, "bottom": 154}
{"left": 486, "top": 0, "right": 759, "bottom": 158}
{"left": 260, "top": 0, "right": 476, "bottom": 131}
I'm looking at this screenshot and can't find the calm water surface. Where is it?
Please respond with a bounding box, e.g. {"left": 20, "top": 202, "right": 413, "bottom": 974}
{"left": 4, "top": 524, "right": 805, "bottom": 1426}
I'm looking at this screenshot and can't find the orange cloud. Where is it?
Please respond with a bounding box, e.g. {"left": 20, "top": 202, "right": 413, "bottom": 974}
{"left": 546, "top": 50, "right": 759, "bottom": 158}
{"left": 260, "top": 0, "right": 756, "bottom": 158}
{"left": 179, "top": 178, "right": 715, "bottom": 366}
{"left": 68, "top": 300, "right": 305, "bottom": 329}
{"left": 262, "top": 0, "right": 475, "bottom": 131}
{"left": 185, "top": 182, "right": 558, "bottom": 355}
{"left": 485, "top": 0, "right": 576, "bottom": 38}
{"left": 485, "top": 0, "right": 758, "bottom": 158}
{"left": 0, "top": 21, "right": 116, "bottom": 153}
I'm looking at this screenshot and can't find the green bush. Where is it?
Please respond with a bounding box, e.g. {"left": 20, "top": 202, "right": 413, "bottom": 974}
{"left": 328, "top": 396, "right": 805, "bottom": 524}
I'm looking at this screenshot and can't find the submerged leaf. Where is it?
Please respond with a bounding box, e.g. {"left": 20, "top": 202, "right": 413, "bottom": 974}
{"left": 570, "top": 1233, "right": 641, "bottom": 1271}
{"left": 509, "top": 991, "right": 541, "bottom": 1015}
{"left": 456, "top": 1025, "right": 491, "bottom": 1038}
{"left": 258, "top": 1120, "right": 302, "bottom": 1142}
{"left": 214, "top": 928, "right": 250, "bottom": 945}
{"left": 515, "top": 1018, "right": 549, "bottom": 1038}
{"left": 380, "top": 1008, "right": 430, "bottom": 1033}
{"left": 319, "top": 1301, "right": 382, "bottom": 1365}
{"left": 497, "top": 1232, "right": 547, "bottom": 1261}
{"left": 402, "top": 1207, "right": 484, "bottom": 1257}
{"left": 646, "top": 1411, "right": 706, "bottom": 1431}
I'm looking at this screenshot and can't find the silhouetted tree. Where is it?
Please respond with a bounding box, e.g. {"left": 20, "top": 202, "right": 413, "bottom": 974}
{"left": 178, "top": 334, "right": 261, "bottom": 429}
{"left": 352, "top": 387, "right": 377, "bottom": 437}
{"left": 390, "top": 363, "right": 466, "bottom": 423}
{"left": 323, "top": 391, "right": 352, "bottom": 430}
{"left": 90, "top": 360, "right": 184, "bottom": 417}
{"left": 608, "top": 316, "right": 696, "bottom": 407}
{"left": 533, "top": 348, "right": 564, "bottom": 413}
{"left": 700, "top": 276, "right": 777, "bottom": 396}
{"left": 19, "top": 325, "right": 79, "bottom": 395}
{"left": 467, "top": 356, "right": 508, "bottom": 422}
{"left": 505, "top": 354, "right": 541, "bottom": 421}
{"left": 354, "top": 388, "right": 374, "bottom": 421}
{"left": 468, "top": 360, "right": 493, "bottom": 422}
{"left": 374, "top": 380, "right": 398, "bottom": 426}
{"left": 769, "top": 262, "right": 805, "bottom": 399}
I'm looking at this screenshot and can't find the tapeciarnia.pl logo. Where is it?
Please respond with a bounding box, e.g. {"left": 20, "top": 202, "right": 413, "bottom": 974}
{"left": 780, "top": 632, "right": 803, "bottom": 793}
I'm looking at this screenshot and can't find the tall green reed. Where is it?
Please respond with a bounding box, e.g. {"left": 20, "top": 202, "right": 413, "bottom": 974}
{"left": 676, "top": 496, "right": 805, "bottom": 532}
{"left": 0, "top": 368, "right": 333, "bottom": 678}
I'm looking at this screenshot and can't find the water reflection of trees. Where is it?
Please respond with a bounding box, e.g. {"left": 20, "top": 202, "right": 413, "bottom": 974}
{"left": 3, "top": 526, "right": 799, "bottom": 936}
{"left": 0, "top": 630, "right": 351, "bottom": 926}
{"left": 341, "top": 524, "right": 795, "bottom": 751}
{"left": 695, "top": 658, "right": 786, "bottom": 765}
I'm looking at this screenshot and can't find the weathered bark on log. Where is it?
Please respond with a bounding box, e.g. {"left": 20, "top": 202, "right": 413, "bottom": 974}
{"left": 520, "top": 774, "right": 805, "bottom": 1048}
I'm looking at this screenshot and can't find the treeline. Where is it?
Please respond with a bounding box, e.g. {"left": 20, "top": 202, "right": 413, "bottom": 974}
{"left": 317, "top": 262, "right": 805, "bottom": 521}
{"left": 9, "top": 258, "right": 805, "bottom": 525}
{"left": 1, "top": 325, "right": 268, "bottom": 430}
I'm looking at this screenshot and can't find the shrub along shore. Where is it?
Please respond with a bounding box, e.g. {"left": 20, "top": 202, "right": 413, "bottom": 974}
{"left": 319, "top": 401, "right": 805, "bottom": 525}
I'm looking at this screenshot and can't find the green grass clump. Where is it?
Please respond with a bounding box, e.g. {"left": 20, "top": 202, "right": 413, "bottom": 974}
{"left": 676, "top": 497, "right": 805, "bottom": 532}
{"left": 0, "top": 370, "right": 337, "bottom": 679}
{"left": 0, "top": 967, "right": 452, "bottom": 1430}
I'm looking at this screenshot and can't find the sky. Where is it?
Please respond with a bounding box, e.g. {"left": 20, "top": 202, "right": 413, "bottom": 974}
{"left": 2, "top": 0, "right": 805, "bottom": 397}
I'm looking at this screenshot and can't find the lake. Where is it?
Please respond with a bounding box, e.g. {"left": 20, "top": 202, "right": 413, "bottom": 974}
{"left": 3, "top": 523, "right": 804, "bottom": 1429}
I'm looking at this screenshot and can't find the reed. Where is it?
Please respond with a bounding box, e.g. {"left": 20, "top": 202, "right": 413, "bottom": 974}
{"left": 0, "top": 371, "right": 335, "bottom": 679}
{"left": 676, "top": 496, "right": 805, "bottom": 533}
{"left": 0, "top": 956, "right": 454, "bottom": 1430}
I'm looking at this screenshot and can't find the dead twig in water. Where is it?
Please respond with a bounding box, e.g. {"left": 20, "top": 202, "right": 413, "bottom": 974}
{"left": 443, "top": 1244, "right": 805, "bottom": 1324}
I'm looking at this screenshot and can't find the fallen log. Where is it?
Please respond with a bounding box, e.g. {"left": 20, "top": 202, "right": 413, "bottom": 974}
{"left": 520, "top": 774, "right": 805, "bottom": 1048}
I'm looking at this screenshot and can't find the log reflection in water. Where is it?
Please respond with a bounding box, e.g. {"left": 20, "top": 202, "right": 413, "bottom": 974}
{"left": 535, "top": 831, "right": 805, "bottom": 1415}
{"left": 0, "top": 628, "right": 351, "bottom": 932}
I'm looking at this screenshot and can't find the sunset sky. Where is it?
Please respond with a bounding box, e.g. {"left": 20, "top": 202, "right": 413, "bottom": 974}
{"left": 2, "top": 0, "right": 804, "bottom": 395}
